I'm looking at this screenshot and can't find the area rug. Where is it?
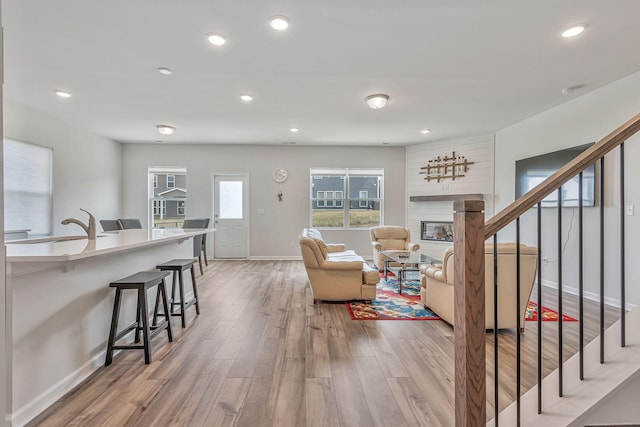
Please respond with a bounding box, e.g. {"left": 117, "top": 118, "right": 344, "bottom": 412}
{"left": 525, "top": 301, "right": 578, "bottom": 322}
{"left": 346, "top": 290, "right": 440, "bottom": 320}
{"left": 347, "top": 279, "right": 579, "bottom": 322}
{"left": 378, "top": 278, "right": 421, "bottom": 299}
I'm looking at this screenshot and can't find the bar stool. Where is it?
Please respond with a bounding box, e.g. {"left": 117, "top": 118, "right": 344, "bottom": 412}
{"left": 105, "top": 271, "right": 173, "bottom": 366}
{"left": 155, "top": 258, "right": 200, "bottom": 328}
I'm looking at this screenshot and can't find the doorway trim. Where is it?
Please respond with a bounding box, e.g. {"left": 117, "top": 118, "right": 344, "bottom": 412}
{"left": 210, "top": 172, "right": 250, "bottom": 259}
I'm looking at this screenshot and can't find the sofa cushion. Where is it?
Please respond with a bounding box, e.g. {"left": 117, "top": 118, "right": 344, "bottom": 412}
{"left": 313, "top": 238, "right": 328, "bottom": 259}
{"left": 327, "top": 251, "right": 360, "bottom": 261}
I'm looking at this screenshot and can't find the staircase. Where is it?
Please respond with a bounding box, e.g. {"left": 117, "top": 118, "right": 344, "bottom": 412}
{"left": 490, "top": 306, "right": 640, "bottom": 426}
{"left": 450, "top": 113, "right": 640, "bottom": 426}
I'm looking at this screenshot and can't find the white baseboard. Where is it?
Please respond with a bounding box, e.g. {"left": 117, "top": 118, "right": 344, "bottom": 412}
{"left": 540, "top": 279, "right": 637, "bottom": 311}
{"left": 11, "top": 351, "right": 106, "bottom": 427}
{"left": 248, "top": 256, "right": 302, "bottom": 260}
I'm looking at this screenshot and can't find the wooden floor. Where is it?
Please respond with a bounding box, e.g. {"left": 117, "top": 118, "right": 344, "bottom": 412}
{"left": 28, "top": 260, "right": 620, "bottom": 427}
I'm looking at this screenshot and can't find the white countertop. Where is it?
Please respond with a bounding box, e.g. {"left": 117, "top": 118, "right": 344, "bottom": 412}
{"left": 6, "top": 228, "right": 212, "bottom": 263}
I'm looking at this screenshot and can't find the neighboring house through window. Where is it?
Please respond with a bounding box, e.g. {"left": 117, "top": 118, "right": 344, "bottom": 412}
{"left": 310, "top": 168, "right": 383, "bottom": 228}
{"left": 149, "top": 167, "right": 187, "bottom": 228}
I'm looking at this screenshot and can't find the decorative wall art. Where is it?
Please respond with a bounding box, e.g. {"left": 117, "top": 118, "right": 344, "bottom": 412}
{"left": 419, "top": 151, "right": 474, "bottom": 182}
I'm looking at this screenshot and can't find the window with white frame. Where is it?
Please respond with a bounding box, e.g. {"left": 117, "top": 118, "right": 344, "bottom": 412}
{"left": 149, "top": 167, "right": 187, "bottom": 228}
{"left": 310, "top": 168, "right": 383, "bottom": 228}
{"left": 359, "top": 190, "right": 368, "bottom": 208}
{"left": 4, "top": 138, "right": 53, "bottom": 236}
{"left": 153, "top": 200, "right": 166, "bottom": 216}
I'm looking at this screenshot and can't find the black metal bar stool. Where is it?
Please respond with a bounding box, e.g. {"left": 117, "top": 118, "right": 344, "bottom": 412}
{"left": 154, "top": 258, "right": 200, "bottom": 328}
{"left": 105, "top": 271, "right": 173, "bottom": 366}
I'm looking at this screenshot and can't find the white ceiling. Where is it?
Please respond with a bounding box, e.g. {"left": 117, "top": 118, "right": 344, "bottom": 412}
{"left": 3, "top": 1, "right": 640, "bottom": 146}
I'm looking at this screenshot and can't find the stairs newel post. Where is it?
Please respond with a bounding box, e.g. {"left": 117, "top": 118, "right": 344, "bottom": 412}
{"left": 454, "top": 200, "right": 486, "bottom": 426}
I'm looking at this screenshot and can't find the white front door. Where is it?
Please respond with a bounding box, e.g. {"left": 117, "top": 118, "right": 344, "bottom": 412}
{"left": 213, "top": 174, "right": 249, "bottom": 259}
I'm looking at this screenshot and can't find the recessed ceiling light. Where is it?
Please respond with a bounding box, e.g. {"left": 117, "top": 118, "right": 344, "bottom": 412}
{"left": 290, "top": 128, "right": 299, "bottom": 133}
{"left": 156, "top": 125, "right": 175, "bottom": 136}
{"left": 240, "top": 94, "right": 253, "bottom": 101}
{"left": 420, "top": 129, "right": 431, "bottom": 134}
{"left": 206, "top": 33, "right": 228, "bottom": 46}
{"left": 269, "top": 16, "right": 290, "bottom": 31}
{"left": 562, "top": 25, "right": 585, "bottom": 38}
{"left": 365, "top": 94, "right": 389, "bottom": 109}
{"left": 158, "top": 67, "right": 173, "bottom": 75}
{"left": 54, "top": 90, "right": 72, "bottom": 98}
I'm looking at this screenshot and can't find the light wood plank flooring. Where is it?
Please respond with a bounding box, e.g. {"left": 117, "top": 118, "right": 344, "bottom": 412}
{"left": 28, "top": 260, "right": 620, "bottom": 427}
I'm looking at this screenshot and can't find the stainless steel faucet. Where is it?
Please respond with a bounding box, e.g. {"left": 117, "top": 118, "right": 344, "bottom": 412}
{"left": 61, "top": 208, "right": 97, "bottom": 240}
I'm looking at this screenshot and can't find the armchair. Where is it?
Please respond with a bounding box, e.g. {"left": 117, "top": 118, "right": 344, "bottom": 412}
{"left": 420, "top": 243, "right": 538, "bottom": 330}
{"left": 370, "top": 226, "right": 420, "bottom": 271}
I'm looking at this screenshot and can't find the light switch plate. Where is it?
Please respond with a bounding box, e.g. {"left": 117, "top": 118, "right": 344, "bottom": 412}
{"left": 625, "top": 205, "right": 634, "bottom": 216}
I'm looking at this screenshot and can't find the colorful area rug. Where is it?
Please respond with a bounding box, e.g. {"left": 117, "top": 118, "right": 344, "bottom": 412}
{"left": 347, "top": 290, "right": 440, "bottom": 320}
{"left": 525, "top": 301, "right": 578, "bottom": 322}
{"left": 347, "top": 278, "right": 579, "bottom": 322}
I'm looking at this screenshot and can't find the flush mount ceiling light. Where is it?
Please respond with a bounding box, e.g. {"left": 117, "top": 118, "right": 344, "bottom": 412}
{"left": 156, "top": 125, "right": 175, "bottom": 136}
{"left": 206, "top": 33, "right": 228, "bottom": 46}
{"left": 157, "top": 67, "right": 173, "bottom": 75}
{"left": 269, "top": 16, "right": 290, "bottom": 31}
{"left": 290, "top": 128, "right": 299, "bottom": 133}
{"left": 562, "top": 25, "right": 585, "bottom": 38}
{"left": 365, "top": 94, "right": 389, "bottom": 109}
{"left": 240, "top": 94, "right": 253, "bottom": 101}
{"left": 54, "top": 90, "right": 72, "bottom": 98}
{"left": 420, "top": 129, "right": 431, "bottom": 134}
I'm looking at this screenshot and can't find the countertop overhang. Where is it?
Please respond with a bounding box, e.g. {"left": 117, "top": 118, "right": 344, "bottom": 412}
{"left": 6, "top": 228, "right": 213, "bottom": 263}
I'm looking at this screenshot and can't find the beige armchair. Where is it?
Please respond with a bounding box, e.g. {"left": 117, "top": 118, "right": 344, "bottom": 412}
{"left": 420, "top": 243, "right": 538, "bottom": 330}
{"left": 370, "top": 226, "right": 420, "bottom": 271}
{"left": 299, "top": 235, "right": 378, "bottom": 303}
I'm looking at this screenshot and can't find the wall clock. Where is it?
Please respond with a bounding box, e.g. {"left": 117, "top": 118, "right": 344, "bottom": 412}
{"left": 272, "top": 168, "right": 288, "bottom": 183}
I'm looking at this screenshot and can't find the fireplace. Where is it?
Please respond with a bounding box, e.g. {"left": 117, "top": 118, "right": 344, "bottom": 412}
{"left": 421, "top": 221, "right": 453, "bottom": 242}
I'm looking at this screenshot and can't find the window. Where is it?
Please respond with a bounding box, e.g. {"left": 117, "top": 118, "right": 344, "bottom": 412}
{"left": 310, "top": 168, "right": 383, "bottom": 228}
{"left": 149, "top": 167, "right": 187, "bottom": 228}
{"left": 153, "top": 200, "right": 166, "bottom": 216}
{"left": 359, "top": 190, "right": 368, "bottom": 208}
{"left": 4, "top": 138, "right": 53, "bottom": 236}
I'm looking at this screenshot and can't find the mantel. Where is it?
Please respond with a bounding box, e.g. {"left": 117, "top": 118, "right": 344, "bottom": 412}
{"left": 409, "top": 193, "right": 483, "bottom": 202}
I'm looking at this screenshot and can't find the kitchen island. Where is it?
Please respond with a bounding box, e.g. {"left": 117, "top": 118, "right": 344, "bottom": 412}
{"left": 5, "top": 228, "right": 212, "bottom": 426}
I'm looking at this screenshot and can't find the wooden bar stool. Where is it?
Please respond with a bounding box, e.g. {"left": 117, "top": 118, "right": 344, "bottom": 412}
{"left": 105, "top": 271, "right": 173, "bottom": 366}
{"left": 155, "top": 258, "right": 200, "bottom": 328}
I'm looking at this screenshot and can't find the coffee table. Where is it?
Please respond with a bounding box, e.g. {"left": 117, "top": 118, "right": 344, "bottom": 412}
{"left": 381, "top": 251, "right": 441, "bottom": 295}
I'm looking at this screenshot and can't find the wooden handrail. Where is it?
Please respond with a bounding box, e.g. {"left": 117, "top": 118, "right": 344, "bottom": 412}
{"left": 485, "top": 113, "right": 640, "bottom": 239}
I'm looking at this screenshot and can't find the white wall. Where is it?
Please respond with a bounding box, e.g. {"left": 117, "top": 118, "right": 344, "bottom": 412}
{"left": 3, "top": 102, "right": 123, "bottom": 235}
{"left": 406, "top": 135, "right": 494, "bottom": 259}
{"left": 494, "top": 70, "right": 640, "bottom": 307}
{"left": 122, "top": 144, "right": 406, "bottom": 258}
